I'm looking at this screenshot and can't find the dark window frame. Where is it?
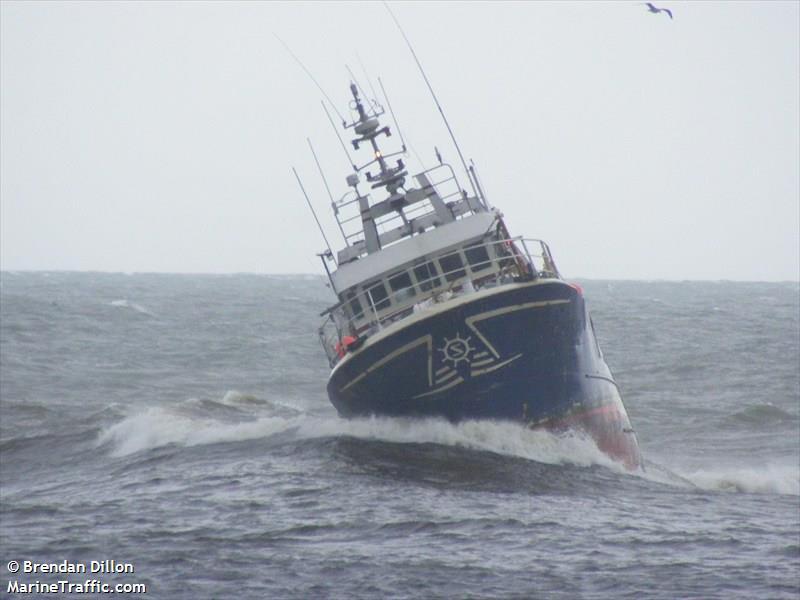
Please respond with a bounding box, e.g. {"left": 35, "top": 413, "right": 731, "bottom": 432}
{"left": 364, "top": 280, "right": 390, "bottom": 312}
{"left": 388, "top": 271, "right": 414, "bottom": 293}
{"left": 344, "top": 289, "right": 364, "bottom": 319}
{"left": 438, "top": 252, "right": 466, "bottom": 282}
{"left": 464, "top": 241, "right": 492, "bottom": 272}
{"left": 413, "top": 261, "right": 441, "bottom": 292}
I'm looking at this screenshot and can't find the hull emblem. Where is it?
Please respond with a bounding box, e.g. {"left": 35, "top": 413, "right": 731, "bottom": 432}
{"left": 439, "top": 334, "right": 474, "bottom": 367}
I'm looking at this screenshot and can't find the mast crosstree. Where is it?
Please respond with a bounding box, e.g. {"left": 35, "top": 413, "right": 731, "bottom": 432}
{"left": 335, "top": 83, "right": 486, "bottom": 262}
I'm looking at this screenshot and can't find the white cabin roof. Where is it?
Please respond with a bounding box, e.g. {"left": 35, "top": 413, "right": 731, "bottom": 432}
{"left": 330, "top": 210, "right": 496, "bottom": 292}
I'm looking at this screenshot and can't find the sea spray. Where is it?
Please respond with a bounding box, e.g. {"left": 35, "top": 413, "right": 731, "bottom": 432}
{"left": 680, "top": 464, "right": 800, "bottom": 496}
{"left": 97, "top": 393, "right": 619, "bottom": 470}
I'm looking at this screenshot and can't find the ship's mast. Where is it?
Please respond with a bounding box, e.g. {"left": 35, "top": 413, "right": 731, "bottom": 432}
{"left": 345, "top": 83, "right": 410, "bottom": 254}
{"left": 332, "top": 82, "right": 486, "bottom": 264}
{"left": 347, "top": 83, "right": 407, "bottom": 196}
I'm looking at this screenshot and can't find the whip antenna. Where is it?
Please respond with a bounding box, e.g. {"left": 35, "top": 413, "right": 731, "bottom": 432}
{"left": 308, "top": 138, "right": 348, "bottom": 244}
{"left": 292, "top": 167, "right": 335, "bottom": 265}
{"left": 357, "top": 52, "right": 382, "bottom": 113}
{"left": 378, "top": 77, "right": 407, "bottom": 153}
{"left": 383, "top": 2, "right": 478, "bottom": 199}
{"left": 345, "top": 65, "right": 377, "bottom": 117}
{"left": 274, "top": 33, "right": 348, "bottom": 126}
{"left": 322, "top": 100, "right": 358, "bottom": 172}
{"left": 379, "top": 76, "right": 427, "bottom": 172}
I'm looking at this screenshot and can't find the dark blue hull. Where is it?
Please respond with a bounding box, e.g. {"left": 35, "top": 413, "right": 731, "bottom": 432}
{"left": 327, "top": 280, "right": 641, "bottom": 469}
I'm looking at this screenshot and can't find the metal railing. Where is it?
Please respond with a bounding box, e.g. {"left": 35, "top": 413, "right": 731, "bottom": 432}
{"left": 318, "top": 236, "right": 560, "bottom": 367}
{"left": 333, "top": 163, "right": 464, "bottom": 249}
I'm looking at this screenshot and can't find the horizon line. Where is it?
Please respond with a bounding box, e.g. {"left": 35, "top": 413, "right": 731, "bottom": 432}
{"left": 1, "top": 269, "right": 798, "bottom": 285}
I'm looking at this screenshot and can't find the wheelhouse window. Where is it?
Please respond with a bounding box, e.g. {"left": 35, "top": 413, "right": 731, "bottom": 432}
{"left": 388, "top": 271, "right": 415, "bottom": 302}
{"left": 364, "top": 281, "right": 390, "bottom": 312}
{"left": 343, "top": 289, "right": 363, "bottom": 319}
{"left": 464, "top": 241, "right": 492, "bottom": 272}
{"left": 413, "top": 261, "right": 441, "bottom": 292}
{"left": 438, "top": 252, "right": 466, "bottom": 282}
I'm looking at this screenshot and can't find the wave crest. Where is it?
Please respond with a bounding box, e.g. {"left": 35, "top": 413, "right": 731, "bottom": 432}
{"left": 727, "top": 403, "right": 798, "bottom": 426}
{"left": 680, "top": 465, "right": 799, "bottom": 496}
{"left": 109, "top": 299, "right": 155, "bottom": 316}
{"left": 96, "top": 393, "right": 617, "bottom": 470}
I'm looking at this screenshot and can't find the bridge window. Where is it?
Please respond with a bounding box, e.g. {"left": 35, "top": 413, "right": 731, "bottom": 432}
{"left": 413, "top": 261, "right": 441, "bottom": 292}
{"left": 344, "top": 289, "right": 363, "bottom": 319}
{"left": 439, "top": 252, "right": 466, "bottom": 282}
{"left": 465, "top": 241, "right": 492, "bottom": 272}
{"left": 389, "top": 271, "right": 415, "bottom": 302}
{"left": 364, "top": 281, "right": 390, "bottom": 312}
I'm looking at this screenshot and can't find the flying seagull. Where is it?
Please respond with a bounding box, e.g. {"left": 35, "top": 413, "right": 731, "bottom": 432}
{"left": 644, "top": 2, "right": 673, "bottom": 19}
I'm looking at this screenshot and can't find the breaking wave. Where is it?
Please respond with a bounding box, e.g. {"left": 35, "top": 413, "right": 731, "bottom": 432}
{"left": 96, "top": 392, "right": 799, "bottom": 496}
{"left": 97, "top": 391, "right": 618, "bottom": 470}
{"left": 109, "top": 299, "right": 154, "bottom": 316}
{"left": 678, "top": 465, "right": 800, "bottom": 496}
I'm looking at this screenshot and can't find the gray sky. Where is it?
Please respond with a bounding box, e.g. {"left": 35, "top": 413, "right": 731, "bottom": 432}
{"left": 1, "top": 1, "right": 798, "bottom": 280}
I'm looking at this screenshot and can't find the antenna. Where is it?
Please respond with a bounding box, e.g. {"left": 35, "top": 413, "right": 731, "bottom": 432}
{"left": 322, "top": 100, "right": 357, "bottom": 172}
{"left": 292, "top": 167, "right": 336, "bottom": 266}
{"left": 357, "top": 52, "right": 382, "bottom": 113}
{"left": 470, "top": 159, "right": 491, "bottom": 210}
{"left": 382, "top": 2, "right": 479, "bottom": 199}
{"left": 308, "top": 138, "right": 348, "bottom": 244}
{"left": 380, "top": 77, "right": 429, "bottom": 173}
{"left": 274, "top": 33, "right": 348, "bottom": 126}
{"left": 377, "top": 76, "right": 428, "bottom": 172}
{"left": 345, "top": 65, "right": 378, "bottom": 117}
{"left": 378, "top": 77, "right": 407, "bottom": 153}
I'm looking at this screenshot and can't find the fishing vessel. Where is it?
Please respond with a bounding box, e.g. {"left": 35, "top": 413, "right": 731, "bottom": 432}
{"left": 311, "top": 80, "right": 642, "bottom": 470}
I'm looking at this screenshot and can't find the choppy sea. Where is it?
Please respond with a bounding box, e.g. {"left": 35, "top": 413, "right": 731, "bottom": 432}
{"left": 1, "top": 272, "right": 798, "bottom": 599}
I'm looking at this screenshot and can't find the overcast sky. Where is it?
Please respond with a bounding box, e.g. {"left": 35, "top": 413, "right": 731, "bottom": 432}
{"left": 1, "top": 1, "right": 798, "bottom": 280}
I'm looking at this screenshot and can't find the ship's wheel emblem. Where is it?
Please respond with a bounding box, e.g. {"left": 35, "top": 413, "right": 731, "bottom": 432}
{"left": 438, "top": 334, "right": 474, "bottom": 367}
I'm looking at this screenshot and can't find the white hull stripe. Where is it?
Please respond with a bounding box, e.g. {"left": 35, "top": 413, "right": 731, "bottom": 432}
{"left": 340, "top": 335, "right": 432, "bottom": 392}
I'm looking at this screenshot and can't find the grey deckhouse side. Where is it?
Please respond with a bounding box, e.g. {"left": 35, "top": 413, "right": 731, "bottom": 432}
{"left": 331, "top": 210, "right": 495, "bottom": 292}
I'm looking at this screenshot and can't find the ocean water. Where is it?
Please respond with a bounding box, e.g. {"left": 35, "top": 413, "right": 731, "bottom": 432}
{"left": 1, "top": 272, "right": 798, "bottom": 599}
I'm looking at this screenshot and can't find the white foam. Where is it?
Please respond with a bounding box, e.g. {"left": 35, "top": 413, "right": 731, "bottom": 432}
{"left": 219, "top": 390, "right": 260, "bottom": 405}
{"left": 302, "top": 417, "right": 620, "bottom": 469}
{"left": 678, "top": 464, "right": 800, "bottom": 496}
{"left": 110, "top": 299, "right": 154, "bottom": 316}
{"left": 97, "top": 396, "right": 618, "bottom": 470}
{"left": 97, "top": 406, "right": 295, "bottom": 457}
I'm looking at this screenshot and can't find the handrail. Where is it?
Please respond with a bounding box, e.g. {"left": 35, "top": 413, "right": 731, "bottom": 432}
{"left": 332, "top": 163, "right": 464, "bottom": 250}
{"left": 319, "top": 235, "right": 555, "bottom": 318}
{"left": 318, "top": 236, "right": 560, "bottom": 366}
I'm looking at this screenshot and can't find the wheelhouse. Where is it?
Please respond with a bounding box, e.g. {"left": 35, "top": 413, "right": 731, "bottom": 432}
{"left": 315, "top": 83, "right": 560, "bottom": 367}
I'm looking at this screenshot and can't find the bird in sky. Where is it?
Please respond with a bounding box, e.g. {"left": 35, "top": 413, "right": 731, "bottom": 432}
{"left": 644, "top": 2, "right": 673, "bottom": 19}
